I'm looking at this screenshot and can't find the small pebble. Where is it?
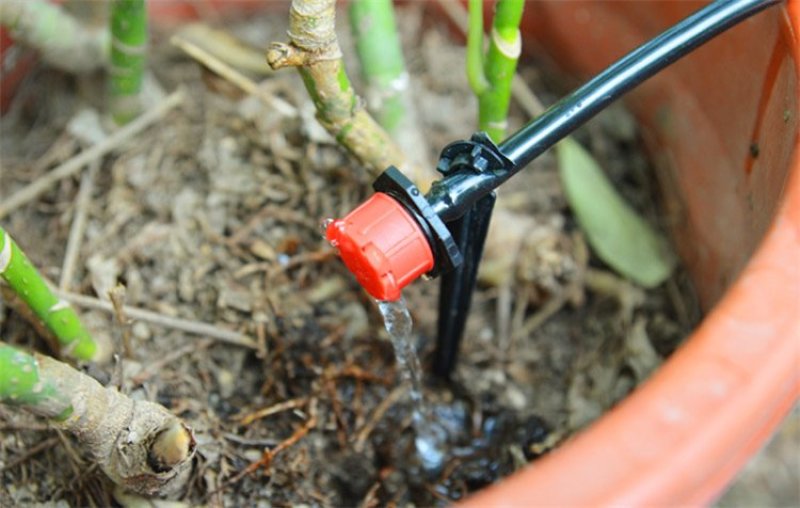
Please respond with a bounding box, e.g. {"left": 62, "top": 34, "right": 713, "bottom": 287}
{"left": 249, "top": 240, "right": 276, "bottom": 261}
{"left": 216, "top": 369, "right": 236, "bottom": 399}
{"left": 132, "top": 322, "right": 151, "bottom": 341}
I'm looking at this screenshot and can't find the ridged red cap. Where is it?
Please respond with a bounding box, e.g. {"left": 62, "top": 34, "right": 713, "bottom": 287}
{"left": 326, "top": 193, "right": 434, "bottom": 301}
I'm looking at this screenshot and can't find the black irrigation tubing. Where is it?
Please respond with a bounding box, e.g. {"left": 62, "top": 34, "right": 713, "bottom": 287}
{"left": 426, "top": 0, "right": 783, "bottom": 222}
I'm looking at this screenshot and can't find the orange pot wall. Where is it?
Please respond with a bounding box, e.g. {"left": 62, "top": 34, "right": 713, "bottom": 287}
{"left": 147, "top": 0, "right": 272, "bottom": 26}
{"left": 521, "top": 0, "right": 797, "bottom": 309}
{"left": 462, "top": 1, "right": 800, "bottom": 506}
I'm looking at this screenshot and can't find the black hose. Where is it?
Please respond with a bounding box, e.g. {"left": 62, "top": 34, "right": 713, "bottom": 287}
{"left": 426, "top": 0, "right": 782, "bottom": 222}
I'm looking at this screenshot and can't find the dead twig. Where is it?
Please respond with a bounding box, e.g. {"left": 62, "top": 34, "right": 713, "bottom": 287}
{"left": 176, "top": 23, "right": 273, "bottom": 75}
{"left": 235, "top": 397, "right": 308, "bottom": 426}
{"left": 59, "top": 159, "right": 100, "bottom": 290}
{"left": 585, "top": 268, "right": 646, "bottom": 324}
{"left": 253, "top": 413, "right": 317, "bottom": 470}
{"left": 170, "top": 34, "right": 296, "bottom": 117}
{"left": 0, "top": 436, "right": 60, "bottom": 472}
{"left": 268, "top": 248, "right": 337, "bottom": 279}
{"left": 353, "top": 384, "right": 406, "bottom": 452}
{"left": 228, "top": 402, "right": 318, "bottom": 486}
{"left": 511, "top": 232, "right": 589, "bottom": 343}
{"left": 233, "top": 248, "right": 336, "bottom": 280}
{"left": 0, "top": 422, "right": 51, "bottom": 432}
{"left": 666, "top": 276, "right": 693, "bottom": 328}
{"left": 108, "top": 285, "right": 133, "bottom": 358}
{"left": 55, "top": 428, "right": 86, "bottom": 478}
{"left": 228, "top": 204, "right": 321, "bottom": 245}
{"left": 336, "top": 365, "right": 392, "bottom": 385}
{"left": 323, "top": 373, "right": 348, "bottom": 447}
{"left": 353, "top": 378, "right": 366, "bottom": 430}
{"left": 255, "top": 319, "right": 268, "bottom": 359}
{"left": 359, "top": 480, "right": 382, "bottom": 508}
{"left": 512, "top": 291, "right": 570, "bottom": 343}
{"left": 54, "top": 289, "right": 257, "bottom": 349}
{"left": 0, "top": 88, "right": 186, "bottom": 219}
{"left": 30, "top": 133, "right": 78, "bottom": 175}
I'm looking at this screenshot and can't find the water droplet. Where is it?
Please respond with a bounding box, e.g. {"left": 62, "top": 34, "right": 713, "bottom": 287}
{"left": 321, "top": 218, "right": 343, "bottom": 246}
{"left": 416, "top": 432, "right": 447, "bottom": 472}
{"left": 319, "top": 218, "right": 334, "bottom": 236}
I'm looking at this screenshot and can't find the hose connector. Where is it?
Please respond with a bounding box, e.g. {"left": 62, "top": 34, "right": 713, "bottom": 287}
{"left": 326, "top": 167, "right": 462, "bottom": 300}
{"left": 326, "top": 193, "right": 433, "bottom": 301}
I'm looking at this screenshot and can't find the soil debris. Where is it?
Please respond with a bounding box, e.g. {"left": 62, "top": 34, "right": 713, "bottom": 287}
{"left": 0, "top": 6, "right": 698, "bottom": 506}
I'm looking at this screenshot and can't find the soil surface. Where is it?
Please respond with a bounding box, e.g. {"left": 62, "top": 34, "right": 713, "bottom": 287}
{"left": 0, "top": 4, "right": 705, "bottom": 506}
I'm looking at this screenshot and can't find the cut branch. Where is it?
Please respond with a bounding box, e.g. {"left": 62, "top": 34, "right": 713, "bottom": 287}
{"left": 267, "top": 0, "right": 431, "bottom": 184}
{"left": 0, "top": 343, "right": 195, "bottom": 496}
{"left": 54, "top": 289, "right": 257, "bottom": 349}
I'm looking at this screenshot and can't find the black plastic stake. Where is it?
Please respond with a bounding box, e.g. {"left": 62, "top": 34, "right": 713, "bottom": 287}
{"left": 433, "top": 192, "right": 496, "bottom": 379}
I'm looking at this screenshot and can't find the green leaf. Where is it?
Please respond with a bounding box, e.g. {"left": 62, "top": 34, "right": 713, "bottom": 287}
{"left": 556, "top": 138, "right": 675, "bottom": 288}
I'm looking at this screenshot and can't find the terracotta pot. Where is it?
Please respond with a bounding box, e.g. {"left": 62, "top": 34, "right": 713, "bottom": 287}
{"left": 463, "top": 1, "right": 799, "bottom": 505}
{"left": 146, "top": 0, "right": 272, "bottom": 26}
{"left": 2, "top": 0, "right": 797, "bottom": 504}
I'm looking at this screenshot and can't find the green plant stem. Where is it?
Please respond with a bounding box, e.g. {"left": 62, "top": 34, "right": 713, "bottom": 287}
{"left": 0, "top": 227, "right": 97, "bottom": 361}
{"left": 349, "top": 0, "right": 406, "bottom": 132}
{"left": 0, "top": 342, "right": 195, "bottom": 496}
{"left": 110, "top": 0, "right": 148, "bottom": 124}
{"left": 348, "top": 0, "right": 433, "bottom": 182}
{"left": 0, "top": 343, "right": 72, "bottom": 418}
{"left": 466, "top": 0, "right": 489, "bottom": 95}
{"left": 0, "top": 0, "right": 108, "bottom": 73}
{"left": 267, "top": 0, "right": 424, "bottom": 182}
{"left": 467, "top": 0, "right": 524, "bottom": 142}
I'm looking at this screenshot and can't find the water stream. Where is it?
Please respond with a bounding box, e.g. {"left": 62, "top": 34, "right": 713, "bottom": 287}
{"left": 376, "top": 297, "right": 447, "bottom": 472}
{"left": 323, "top": 219, "right": 448, "bottom": 471}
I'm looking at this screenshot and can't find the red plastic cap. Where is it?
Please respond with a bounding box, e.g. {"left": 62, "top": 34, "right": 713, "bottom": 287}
{"left": 326, "top": 193, "right": 434, "bottom": 301}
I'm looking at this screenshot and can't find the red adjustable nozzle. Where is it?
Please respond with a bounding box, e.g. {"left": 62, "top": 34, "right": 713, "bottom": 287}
{"left": 326, "top": 193, "right": 434, "bottom": 301}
